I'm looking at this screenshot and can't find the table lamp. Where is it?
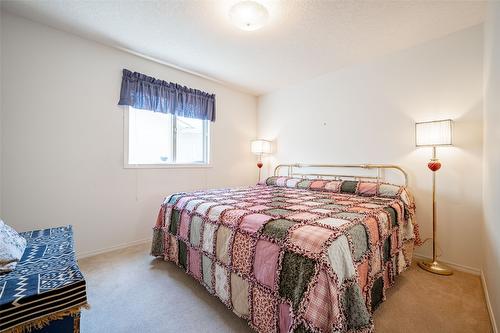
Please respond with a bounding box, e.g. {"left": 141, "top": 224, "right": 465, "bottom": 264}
{"left": 251, "top": 139, "right": 271, "bottom": 182}
{"left": 415, "top": 119, "right": 453, "bottom": 275}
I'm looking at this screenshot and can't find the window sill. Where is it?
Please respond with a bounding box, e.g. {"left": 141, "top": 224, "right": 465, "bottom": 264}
{"left": 124, "top": 163, "right": 212, "bottom": 169}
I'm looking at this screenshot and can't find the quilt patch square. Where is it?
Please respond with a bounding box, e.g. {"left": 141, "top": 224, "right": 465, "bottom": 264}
{"left": 179, "top": 211, "right": 191, "bottom": 240}
{"left": 240, "top": 214, "right": 273, "bottom": 234}
{"left": 231, "top": 273, "right": 249, "bottom": 318}
{"left": 262, "top": 219, "right": 296, "bottom": 240}
{"left": 279, "top": 302, "right": 293, "bottom": 333}
{"left": 287, "top": 212, "right": 320, "bottom": 222}
{"left": 303, "top": 269, "right": 340, "bottom": 332}
{"left": 221, "top": 209, "right": 248, "bottom": 226}
{"left": 297, "top": 180, "right": 313, "bottom": 189}
{"left": 252, "top": 286, "right": 277, "bottom": 333}
{"left": 347, "top": 224, "right": 368, "bottom": 261}
{"left": 267, "top": 201, "right": 289, "bottom": 208}
{"left": 342, "top": 284, "right": 371, "bottom": 330}
{"left": 379, "top": 184, "right": 400, "bottom": 197}
{"left": 265, "top": 208, "right": 293, "bottom": 217}
{"left": 357, "top": 182, "right": 378, "bottom": 196}
{"left": 209, "top": 205, "right": 234, "bottom": 222}
{"left": 216, "top": 225, "right": 233, "bottom": 265}
{"left": 254, "top": 240, "right": 281, "bottom": 289}
{"left": 169, "top": 209, "right": 180, "bottom": 235}
{"left": 287, "top": 204, "right": 310, "bottom": 211}
{"left": 289, "top": 225, "right": 334, "bottom": 255}
{"left": 189, "top": 216, "right": 203, "bottom": 247}
{"left": 202, "top": 222, "right": 217, "bottom": 254}
{"left": 316, "top": 217, "right": 350, "bottom": 229}
{"left": 340, "top": 181, "right": 358, "bottom": 193}
{"left": 370, "top": 247, "right": 382, "bottom": 276}
{"left": 357, "top": 259, "right": 369, "bottom": 293}
{"left": 232, "top": 232, "right": 254, "bottom": 275}
{"left": 326, "top": 235, "right": 355, "bottom": 286}
{"left": 168, "top": 234, "right": 178, "bottom": 264}
{"left": 195, "top": 202, "right": 218, "bottom": 215}
{"left": 185, "top": 199, "right": 205, "bottom": 212}
{"left": 178, "top": 240, "right": 188, "bottom": 270}
{"left": 215, "top": 263, "right": 230, "bottom": 303}
{"left": 202, "top": 254, "right": 213, "bottom": 290}
{"left": 189, "top": 248, "right": 201, "bottom": 279}
{"left": 310, "top": 180, "right": 328, "bottom": 190}
{"left": 248, "top": 205, "right": 271, "bottom": 211}
{"left": 279, "top": 251, "right": 316, "bottom": 309}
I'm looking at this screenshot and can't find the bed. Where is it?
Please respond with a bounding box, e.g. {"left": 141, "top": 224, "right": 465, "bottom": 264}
{"left": 151, "top": 164, "right": 420, "bottom": 333}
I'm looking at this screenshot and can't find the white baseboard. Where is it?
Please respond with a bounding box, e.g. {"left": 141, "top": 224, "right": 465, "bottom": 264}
{"left": 481, "top": 270, "right": 498, "bottom": 333}
{"left": 77, "top": 238, "right": 152, "bottom": 259}
{"left": 412, "top": 253, "right": 480, "bottom": 276}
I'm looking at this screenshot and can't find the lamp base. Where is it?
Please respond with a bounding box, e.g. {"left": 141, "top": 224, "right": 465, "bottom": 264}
{"left": 418, "top": 260, "right": 453, "bottom": 276}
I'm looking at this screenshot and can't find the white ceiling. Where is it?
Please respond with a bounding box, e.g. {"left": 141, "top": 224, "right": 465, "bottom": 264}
{"left": 1, "top": 0, "right": 486, "bottom": 95}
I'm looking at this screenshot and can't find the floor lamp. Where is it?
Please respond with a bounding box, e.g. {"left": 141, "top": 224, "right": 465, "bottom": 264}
{"left": 251, "top": 139, "right": 271, "bottom": 182}
{"left": 415, "top": 119, "right": 453, "bottom": 276}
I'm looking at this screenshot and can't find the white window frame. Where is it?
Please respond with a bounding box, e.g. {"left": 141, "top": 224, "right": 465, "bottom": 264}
{"left": 123, "top": 107, "right": 211, "bottom": 169}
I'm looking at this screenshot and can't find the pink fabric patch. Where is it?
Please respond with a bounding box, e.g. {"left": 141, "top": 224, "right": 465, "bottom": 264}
{"left": 357, "top": 259, "right": 369, "bottom": 294}
{"left": 324, "top": 181, "right": 341, "bottom": 192}
{"left": 175, "top": 196, "right": 195, "bottom": 209}
{"left": 276, "top": 177, "right": 288, "bottom": 186}
{"left": 348, "top": 206, "right": 372, "bottom": 213}
{"left": 287, "top": 212, "right": 320, "bottom": 222}
{"left": 240, "top": 214, "right": 273, "bottom": 234}
{"left": 310, "top": 208, "right": 332, "bottom": 215}
{"left": 279, "top": 303, "right": 293, "bottom": 333}
{"left": 248, "top": 205, "right": 271, "bottom": 211}
{"left": 235, "top": 202, "right": 253, "bottom": 208}
{"left": 358, "top": 182, "right": 378, "bottom": 196}
{"left": 391, "top": 229, "right": 398, "bottom": 253}
{"left": 179, "top": 211, "right": 191, "bottom": 240}
{"left": 253, "top": 240, "right": 281, "bottom": 289}
{"left": 221, "top": 209, "right": 248, "bottom": 226}
{"left": 289, "top": 225, "right": 334, "bottom": 254}
{"left": 310, "top": 180, "right": 328, "bottom": 189}
{"left": 189, "top": 248, "right": 202, "bottom": 279}
{"left": 365, "top": 217, "right": 380, "bottom": 246}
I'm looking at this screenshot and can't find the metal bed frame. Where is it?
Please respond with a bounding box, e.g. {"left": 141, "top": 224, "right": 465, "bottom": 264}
{"left": 273, "top": 163, "right": 408, "bottom": 187}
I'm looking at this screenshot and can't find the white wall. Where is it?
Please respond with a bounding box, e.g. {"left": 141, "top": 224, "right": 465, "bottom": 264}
{"left": 0, "top": 12, "right": 257, "bottom": 256}
{"left": 258, "top": 25, "right": 484, "bottom": 271}
{"left": 483, "top": 2, "right": 500, "bottom": 330}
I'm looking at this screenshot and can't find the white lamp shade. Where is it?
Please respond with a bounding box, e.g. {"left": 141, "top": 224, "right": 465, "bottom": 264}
{"left": 229, "top": 1, "right": 269, "bottom": 31}
{"left": 415, "top": 119, "right": 453, "bottom": 147}
{"left": 251, "top": 140, "right": 272, "bottom": 155}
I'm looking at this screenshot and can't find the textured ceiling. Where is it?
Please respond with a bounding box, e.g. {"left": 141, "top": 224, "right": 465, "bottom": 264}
{"left": 1, "top": 0, "right": 486, "bottom": 95}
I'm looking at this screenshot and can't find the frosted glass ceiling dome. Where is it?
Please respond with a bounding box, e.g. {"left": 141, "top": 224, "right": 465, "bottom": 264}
{"left": 229, "top": 1, "right": 269, "bottom": 31}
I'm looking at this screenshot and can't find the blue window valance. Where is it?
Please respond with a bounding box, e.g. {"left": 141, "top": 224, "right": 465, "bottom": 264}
{"left": 118, "top": 69, "right": 216, "bottom": 122}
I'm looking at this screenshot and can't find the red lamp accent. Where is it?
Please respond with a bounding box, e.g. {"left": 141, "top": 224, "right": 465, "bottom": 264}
{"left": 427, "top": 160, "right": 442, "bottom": 172}
{"left": 257, "top": 161, "right": 263, "bottom": 169}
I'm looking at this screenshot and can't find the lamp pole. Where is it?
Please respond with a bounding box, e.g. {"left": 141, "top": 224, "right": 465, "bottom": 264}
{"left": 418, "top": 146, "right": 453, "bottom": 275}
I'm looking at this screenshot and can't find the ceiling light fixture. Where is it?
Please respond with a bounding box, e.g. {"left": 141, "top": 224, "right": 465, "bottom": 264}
{"left": 229, "top": 1, "right": 269, "bottom": 31}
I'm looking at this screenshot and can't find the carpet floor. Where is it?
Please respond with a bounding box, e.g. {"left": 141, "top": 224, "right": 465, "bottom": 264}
{"left": 78, "top": 243, "right": 492, "bottom": 333}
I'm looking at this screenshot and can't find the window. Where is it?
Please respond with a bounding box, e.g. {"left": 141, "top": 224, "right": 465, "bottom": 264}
{"left": 125, "top": 107, "right": 209, "bottom": 167}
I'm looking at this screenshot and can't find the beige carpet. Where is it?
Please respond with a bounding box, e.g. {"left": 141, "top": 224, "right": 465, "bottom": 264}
{"left": 78, "top": 243, "right": 492, "bottom": 333}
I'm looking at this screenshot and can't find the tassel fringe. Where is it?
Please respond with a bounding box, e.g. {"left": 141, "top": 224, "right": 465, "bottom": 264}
{"left": 3, "top": 303, "right": 90, "bottom": 333}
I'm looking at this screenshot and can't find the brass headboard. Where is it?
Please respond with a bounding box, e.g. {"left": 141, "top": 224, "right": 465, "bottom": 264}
{"left": 273, "top": 163, "right": 408, "bottom": 187}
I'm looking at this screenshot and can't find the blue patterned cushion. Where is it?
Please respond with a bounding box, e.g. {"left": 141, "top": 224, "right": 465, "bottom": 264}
{"left": 0, "top": 220, "right": 27, "bottom": 273}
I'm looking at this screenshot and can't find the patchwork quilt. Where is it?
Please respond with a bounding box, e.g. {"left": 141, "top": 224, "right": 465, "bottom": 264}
{"left": 151, "top": 177, "right": 419, "bottom": 333}
{"left": 0, "top": 226, "right": 88, "bottom": 333}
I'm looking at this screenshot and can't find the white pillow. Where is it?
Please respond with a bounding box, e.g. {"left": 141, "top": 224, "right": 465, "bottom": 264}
{"left": 0, "top": 220, "right": 27, "bottom": 273}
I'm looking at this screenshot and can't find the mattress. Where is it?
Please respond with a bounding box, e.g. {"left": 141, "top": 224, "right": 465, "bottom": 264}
{"left": 151, "top": 177, "right": 419, "bottom": 333}
{"left": 0, "top": 226, "right": 88, "bottom": 333}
